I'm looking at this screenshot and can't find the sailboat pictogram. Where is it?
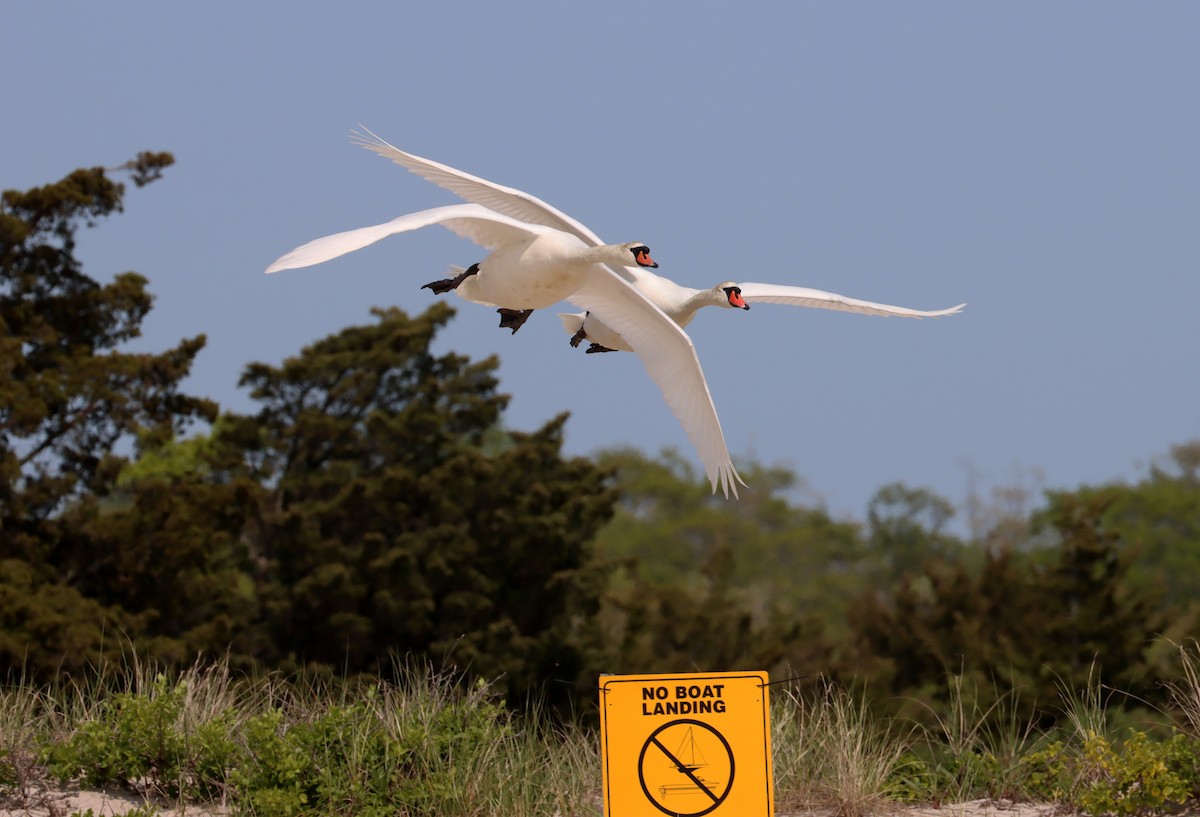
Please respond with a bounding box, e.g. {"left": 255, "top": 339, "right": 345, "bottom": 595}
{"left": 658, "top": 726, "right": 721, "bottom": 797}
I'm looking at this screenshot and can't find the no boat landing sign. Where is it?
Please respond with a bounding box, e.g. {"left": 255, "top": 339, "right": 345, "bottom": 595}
{"left": 599, "top": 671, "right": 773, "bottom": 817}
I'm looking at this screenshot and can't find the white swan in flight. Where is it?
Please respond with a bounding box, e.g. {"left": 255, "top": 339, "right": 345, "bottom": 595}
{"left": 265, "top": 133, "right": 746, "bottom": 497}
{"left": 559, "top": 278, "right": 965, "bottom": 353}
{"left": 266, "top": 202, "right": 659, "bottom": 332}
{"left": 345, "top": 127, "right": 963, "bottom": 336}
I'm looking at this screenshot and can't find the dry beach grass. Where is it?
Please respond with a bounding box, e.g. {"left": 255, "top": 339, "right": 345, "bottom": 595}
{"left": 7, "top": 650, "right": 1200, "bottom": 817}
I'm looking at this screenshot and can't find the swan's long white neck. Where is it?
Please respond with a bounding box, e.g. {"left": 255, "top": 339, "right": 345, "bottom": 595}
{"left": 667, "top": 286, "right": 729, "bottom": 323}
{"left": 579, "top": 244, "right": 638, "bottom": 266}
{"left": 639, "top": 280, "right": 730, "bottom": 327}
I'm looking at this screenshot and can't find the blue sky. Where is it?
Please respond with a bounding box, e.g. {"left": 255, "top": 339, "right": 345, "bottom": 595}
{"left": 4, "top": 3, "right": 1198, "bottom": 528}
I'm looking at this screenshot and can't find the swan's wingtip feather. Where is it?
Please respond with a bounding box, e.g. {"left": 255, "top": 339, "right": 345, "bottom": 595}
{"left": 728, "top": 466, "right": 745, "bottom": 500}
{"left": 919, "top": 302, "right": 967, "bottom": 318}
{"left": 350, "top": 125, "right": 387, "bottom": 148}
{"left": 709, "top": 463, "right": 744, "bottom": 500}
{"left": 265, "top": 256, "right": 299, "bottom": 274}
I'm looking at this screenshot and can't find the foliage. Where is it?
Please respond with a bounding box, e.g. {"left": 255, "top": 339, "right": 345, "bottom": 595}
{"left": 42, "top": 671, "right": 239, "bottom": 800}
{"left": 772, "top": 679, "right": 911, "bottom": 817}
{"left": 226, "top": 686, "right": 512, "bottom": 817}
{"left": 585, "top": 448, "right": 857, "bottom": 680}
{"left": 0, "top": 154, "right": 215, "bottom": 674}
{"left": 588, "top": 540, "right": 833, "bottom": 681}
{"left": 1, "top": 158, "right": 619, "bottom": 704}
{"left": 1020, "top": 731, "right": 1200, "bottom": 816}
{"left": 848, "top": 492, "right": 1165, "bottom": 728}
{"left": 10, "top": 657, "right": 1200, "bottom": 814}
{"left": 215, "top": 303, "right": 615, "bottom": 702}
{"left": 4, "top": 156, "right": 1199, "bottom": 747}
{"left": 1075, "top": 730, "right": 1194, "bottom": 816}
{"left": 887, "top": 674, "right": 1049, "bottom": 804}
{"left": 1034, "top": 492, "right": 1164, "bottom": 698}
{"left": 866, "top": 481, "right": 965, "bottom": 577}
{"left": 1075, "top": 442, "right": 1200, "bottom": 608}
{"left": 19, "top": 660, "right": 600, "bottom": 817}
{"left": 594, "top": 448, "right": 869, "bottom": 621}
{"left": 0, "top": 152, "right": 213, "bottom": 542}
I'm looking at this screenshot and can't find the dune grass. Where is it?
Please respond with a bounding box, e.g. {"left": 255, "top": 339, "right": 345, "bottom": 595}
{"left": 5, "top": 647, "right": 1200, "bottom": 816}
{"left": 771, "top": 678, "right": 912, "bottom": 817}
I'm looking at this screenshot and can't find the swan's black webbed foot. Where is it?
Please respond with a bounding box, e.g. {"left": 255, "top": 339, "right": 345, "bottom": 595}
{"left": 497, "top": 308, "right": 535, "bottom": 334}
{"left": 569, "top": 326, "right": 587, "bottom": 347}
{"left": 422, "top": 263, "right": 479, "bottom": 294}
{"left": 585, "top": 343, "right": 617, "bottom": 354}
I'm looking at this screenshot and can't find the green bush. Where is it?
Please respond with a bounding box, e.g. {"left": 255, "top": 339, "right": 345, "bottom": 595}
{"left": 21, "top": 659, "right": 1200, "bottom": 817}
{"left": 228, "top": 708, "right": 313, "bottom": 816}
{"left": 1017, "top": 730, "right": 1200, "bottom": 816}
{"left": 42, "top": 673, "right": 239, "bottom": 801}
{"left": 230, "top": 701, "right": 402, "bottom": 817}
{"left": 1019, "top": 739, "right": 1073, "bottom": 802}
{"left": 888, "top": 748, "right": 1007, "bottom": 803}
{"left": 1076, "top": 730, "right": 1195, "bottom": 816}
{"left": 226, "top": 680, "right": 518, "bottom": 816}
{"left": 44, "top": 674, "right": 184, "bottom": 793}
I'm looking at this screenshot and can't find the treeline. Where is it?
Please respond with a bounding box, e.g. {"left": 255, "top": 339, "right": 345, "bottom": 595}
{"left": 3, "top": 157, "right": 1199, "bottom": 724}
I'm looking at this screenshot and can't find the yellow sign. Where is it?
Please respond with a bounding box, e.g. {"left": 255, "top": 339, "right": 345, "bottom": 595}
{"left": 599, "top": 671, "right": 773, "bottom": 817}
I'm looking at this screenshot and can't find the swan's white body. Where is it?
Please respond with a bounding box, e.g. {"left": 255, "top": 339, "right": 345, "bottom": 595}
{"left": 265, "top": 203, "right": 651, "bottom": 311}
{"left": 560, "top": 277, "right": 966, "bottom": 353}
{"left": 266, "top": 130, "right": 746, "bottom": 498}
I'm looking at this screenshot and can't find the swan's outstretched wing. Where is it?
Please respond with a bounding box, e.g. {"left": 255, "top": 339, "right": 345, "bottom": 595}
{"left": 265, "top": 203, "right": 540, "bottom": 273}
{"left": 737, "top": 283, "right": 965, "bottom": 318}
{"left": 352, "top": 129, "right": 648, "bottom": 287}
{"left": 569, "top": 273, "right": 745, "bottom": 499}
{"left": 353, "top": 128, "right": 607, "bottom": 246}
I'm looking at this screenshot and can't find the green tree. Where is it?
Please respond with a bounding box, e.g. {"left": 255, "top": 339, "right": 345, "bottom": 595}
{"left": 1079, "top": 442, "right": 1200, "bottom": 609}
{"left": 849, "top": 492, "right": 1164, "bottom": 725}
{"left": 587, "top": 539, "right": 832, "bottom": 678}
{"left": 0, "top": 558, "right": 130, "bottom": 676}
{"left": 0, "top": 155, "right": 217, "bottom": 675}
{"left": 584, "top": 448, "right": 849, "bottom": 678}
{"left": 866, "top": 481, "right": 965, "bottom": 577}
{"left": 1034, "top": 491, "right": 1163, "bottom": 697}
{"left": 220, "top": 304, "right": 616, "bottom": 702}
{"left": 61, "top": 433, "right": 265, "bottom": 666}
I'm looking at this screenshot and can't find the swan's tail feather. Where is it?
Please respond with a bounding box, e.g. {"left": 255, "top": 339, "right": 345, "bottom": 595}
{"left": 557, "top": 311, "right": 585, "bottom": 336}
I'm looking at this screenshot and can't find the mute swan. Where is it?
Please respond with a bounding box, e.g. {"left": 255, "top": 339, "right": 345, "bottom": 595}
{"left": 560, "top": 279, "right": 965, "bottom": 353}
{"left": 344, "top": 128, "right": 963, "bottom": 336}
{"left": 265, "top": 132, "right": 746, "bottom": 498}
{"left": 265, "top": 203, "right": 658, "bottom": 334}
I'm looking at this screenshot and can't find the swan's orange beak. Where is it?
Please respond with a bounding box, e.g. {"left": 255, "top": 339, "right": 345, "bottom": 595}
{"left": 635, "top": 249, "right": 658, "bottom": 268}
{"left": 728, "top": 291, "right": 748, "bottom": 310}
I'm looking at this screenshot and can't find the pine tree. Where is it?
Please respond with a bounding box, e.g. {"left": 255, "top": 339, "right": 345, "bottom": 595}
{"left": 1034, "top": 491, "right": 1162, "bottom": 699}
{"left": 222, "top": 304, "right": 616, "bottom": 701}
{"left": 0, "top": 155, "right": 216, "bottom": 675}
{"left": 848, "top": 491, "right": 1163, "bottom": 724}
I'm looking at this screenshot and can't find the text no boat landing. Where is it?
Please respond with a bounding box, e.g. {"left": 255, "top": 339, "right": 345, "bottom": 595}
{"left": 599, "top": 671, "right": 773, "bottom": 817}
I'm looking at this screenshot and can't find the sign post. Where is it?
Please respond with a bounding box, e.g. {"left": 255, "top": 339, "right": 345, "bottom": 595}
{"left": 599, "top": 671, "right": 773, "bottom": 817}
